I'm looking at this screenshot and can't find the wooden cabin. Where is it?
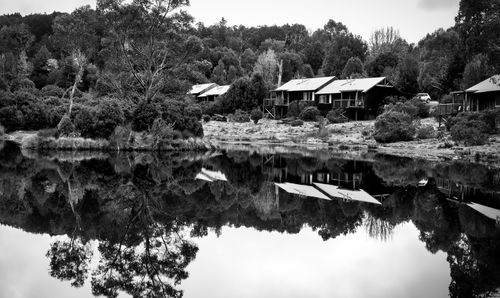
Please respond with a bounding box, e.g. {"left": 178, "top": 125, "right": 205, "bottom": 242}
{"left": 265, "top": 76, "right": 336, "bottom": 118}
{"left": 188, "top": 83, "right": 218, "bottom": 98}
{"left": 315, "top": 77, "right": 397, "bottom": 120}
{"left": 464, "top": 75, "right": 500, "bottom": 112}
{"left": 197, "top": 85, "right": 230, "bottom": 102}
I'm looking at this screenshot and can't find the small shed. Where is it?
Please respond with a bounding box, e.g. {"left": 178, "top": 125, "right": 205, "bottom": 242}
{"left": 198, "top": 85, "right": 231, "bottom": 102}
{"left": 465, "top": 75, "right": 500, "bottom": 111}
{"left": 188, "top": 83, "right": 218, "bottom": 98}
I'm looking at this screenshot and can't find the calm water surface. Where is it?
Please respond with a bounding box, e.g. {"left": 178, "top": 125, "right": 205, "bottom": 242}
{"left": 0, "top": 141, "right": 499, "bottom": 298}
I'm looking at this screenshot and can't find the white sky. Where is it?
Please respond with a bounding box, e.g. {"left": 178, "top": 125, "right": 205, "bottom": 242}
{"left": 0, "top": 0, "right": 460, "bottom": 44}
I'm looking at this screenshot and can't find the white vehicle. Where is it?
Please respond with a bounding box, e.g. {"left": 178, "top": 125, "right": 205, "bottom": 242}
{"left": 415, "top": 93, "right": 431, "bottom": 103}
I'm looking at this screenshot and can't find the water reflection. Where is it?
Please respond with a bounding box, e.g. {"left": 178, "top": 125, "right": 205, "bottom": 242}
{"left": 1, "top": 142, "right": 500, "bottom": 297}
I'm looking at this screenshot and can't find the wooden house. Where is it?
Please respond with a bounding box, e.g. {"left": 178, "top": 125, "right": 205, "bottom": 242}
{"left": 464, "top": 75, "right": 500, "bottom": 111}
{"left": 197, "top": 85, "right": 231, "bottom": 102}
{"left": 188, "top": 83, "right": 218, "bottom": 98}
{"left": 267, "top": 76, "right": 336, "bottom": 118}
{"left": 315, "top": 77, "right": 397, "bottom": 120}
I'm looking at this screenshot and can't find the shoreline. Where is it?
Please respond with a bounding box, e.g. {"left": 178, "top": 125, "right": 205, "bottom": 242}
{"left": 3, "top": 118, "right": 500, "bottom": 167}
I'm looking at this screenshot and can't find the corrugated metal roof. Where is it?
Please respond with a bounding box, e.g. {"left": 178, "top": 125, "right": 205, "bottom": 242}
{"left": 189, "top": 83, "right": 217, "bottom": 95}
{"left": 316, "top": 77, "right": 389, "bottom": 95}
{"left": 314, "top": 183, "right": 381, "bottom": 205}
{"left": 274, "top": 76, "right": 336, "bottom": 92}
{"left": 466, "top": 75, "right": 500, "bottom": 93}
{"left": 275, "top": 183, "right": 331, "bottom": 200}
{"left": 198, "top": 85, "right": 231, "bottom": 97}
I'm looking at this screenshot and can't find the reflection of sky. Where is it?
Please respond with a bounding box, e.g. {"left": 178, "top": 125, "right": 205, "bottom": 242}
{"left": 183, "top": 223, "right": 450, "bottom": 298}
{"left": 0, "top": 222, "right": 451, "bottom": 298}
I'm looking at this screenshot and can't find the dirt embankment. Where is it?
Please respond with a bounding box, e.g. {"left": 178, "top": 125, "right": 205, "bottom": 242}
{"left": 203, "top": 118, "right": 500, "bottom": 166}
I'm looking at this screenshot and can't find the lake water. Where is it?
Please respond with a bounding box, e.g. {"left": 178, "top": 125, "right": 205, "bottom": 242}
{"left": 0, "top": 140, "right": 499, "bottom": 298}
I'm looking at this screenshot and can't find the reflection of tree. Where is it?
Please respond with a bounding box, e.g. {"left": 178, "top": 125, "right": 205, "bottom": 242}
{"left": 364, "top": 214, "right": 394, "bottom": 242}
{"left": 46, "top": 236, "right": 93, "bottom": 287}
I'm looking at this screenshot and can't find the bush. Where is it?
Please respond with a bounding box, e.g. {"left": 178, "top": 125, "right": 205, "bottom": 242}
{"left": 200, "top": 100, "right": 224, "bottom": 116}
{"left": 450, "top": 118, "right": 488, "bottom": 146}
{"left": 326, "top": 108, "right": 347, "bottom": 123}
{"left": 299, "top": 106, "right": 320, "bottom": 122}
{"left": 41, "top": 85, "right": 65, "bottom": 98}
{"left": 202, "top": 114, "right": 211, "bottom": 122}
{"left": 185, "top": 104, "right": 203, "bottom": 121}
{"left": 0, "top": 91, "right": 15, "bottom": 109}
{"left": 416, "top": 125, "right": 436, "bottom": 139}
{"left": 57, "top": 115, "right": 75, "bottom": 136}
{"left": 373, "top": 111, "right": 416, "bottom": 143}
{"left": 11, "top": 78, "right": 35, "bottom": 91}
{"left": 94, "top": 100, "right": 124, "bottom": 139}
{"left": 287, "top": 101, "right": 313, "bottom": 118}
{"left": 409, "top": 98, "right": 430, "bottom": 118}
{"left": 74, "top": 107, "right": 97, "bottom": 138}
{"left": 250, "top": 108, "right": 263, "bottom": 124}
{"left": 384, "top": 101, "right": 418, "bottom": 118}
{"left": 233, "top": 109, "right": 250, "bottom": 123}
{"left": 0, "top": 106, "right": 23, "bottom": 132}
{"left": 290, "top": 119, "right": 304, "bottom": 127}
{"left": 132, "top": 102, "right": 159, "bottom": 131}
{"left": 150, "top": 118, "right": 174, "bottom": 149}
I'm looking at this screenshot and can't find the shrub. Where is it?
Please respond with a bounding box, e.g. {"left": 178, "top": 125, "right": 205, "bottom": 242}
{"left": 233, "top": 109, "right": 250, "bottom": 123}
{"left": 479, "top": 109, "right": 500, "bottom": 134}
{"left": 250, "top": 108, "right": 263, "bottom": 124}
{"left": 384, "top": 101, "right": 418, "bottom": 118}
{"left": 0, "top": 91, "right": 15, "bottom": 109}
{"left": 11, "top": 78, "right": 35, "bottom": 91}
{"left": 287, "top": 101, "right": 313, "bottom": 118}
{"left": 37, "top": 128, "right": 58, "bottom": 138}
{"left": 41, "top": 85, "right": 65, "bottom": 98}
{"left": 200, "top": 100, "right": 224, "bottom": 116}
{"left": 299, "top": 106, "right": 320, "bottom": 122}
{"left": 149, "top": 118, "right": 174, "bottom": 149}
{"left": 0, "top": 106, "right": 23, "bottom": 132}
{"left": 326, "top": 108, "right": 347, "bottom": 123}
{"left": 132, "top": 102, "right": 159, "bottom": 131}
{"left": 57, "top": 115, "right": 75, "bottom": 136}
{"left": 74, "top": 107, "right": 97, "bottom": 138}
{"left": 185, "top": 104, "right": 203, "bottom": 121}
{"left": 290, "top": 119, "right": 304, "bottom": 127}
{"left": 202, "top": 114, "right": 211, "bottom": 122}
{"left": 373, "top": 111, "right": 416, "bottom": 143}
{"left": 94, "top": 100, "right": 124, "bottom": 139}
{"left": 409, "top": 98, "right": 430, "bottom": 118}
{"left": 450, "top": 118, "right": 488, "bottom": 146}
{"left": 416, "top": 125, "right": 436, "bottom": 139}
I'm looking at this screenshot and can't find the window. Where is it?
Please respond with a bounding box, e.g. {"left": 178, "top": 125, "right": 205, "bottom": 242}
{"left": 496, "top": 95, "right": 500, "bottom": 107}
{"left": 319, "top": 95, "right": 330, "bottom": 104}
{"left": 303, "top": 92, "right": 313, "bottom": 101}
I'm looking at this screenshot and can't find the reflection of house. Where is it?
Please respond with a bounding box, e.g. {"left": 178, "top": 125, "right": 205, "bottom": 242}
{"left": 464, "top": 75, "right": 500, "bottom": 112}
{"left": 314, "top": 183, "right": 381, "bottom": 205}
{"left": 195, "top": 168, "right": 228, "bottom": 182}
{"left": 198, "top": 85, "right": 231, "bottom": 102}
{"left": 315, "top": 77, "right": 397, "bottom": 120}
{"left": 275, "top": 183, "right": 330, "bottom": 201}
{"left": 467, "top": 202, "right": 500, "bottom": 224}
{"left": 188, "top": 83, "right": 218, "bottom": 98}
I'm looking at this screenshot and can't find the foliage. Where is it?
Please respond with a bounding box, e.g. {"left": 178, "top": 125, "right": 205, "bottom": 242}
{"left": 290, "top": 119, "right": 304, "bottom": 127}
{"left": 250, "top": 108, "right": 263, "bottom": 124}
{"left": 373, "top": 111, "right": 416, "bottom": 143}
{"left": 150, "top": 118, "right": 174, "bottom": 149}
{"left": 287, "top": 100, "right": 313, "bottom": 118}
{"left": 450, "top": 118, "right": 488, "bottom": 146}
{"left": 299, "top": 106, "right": 321, "bottom": 122}
{"left": 0, "top": 122, "right": 4, "bottom": 137}
{"left": 11, "top": 77, "right": 35, "bottom": 91}
{"left": 57, "top": 115, "right": 75, "bottom": 137}
{"left": 41, "top": 85, "right": 64, "bottom": 97}
{"left": 342, "top": 57, "right": 364, "bottom": 78}
{"left": 326, "top": 108, "right": 348, "bottom": 123}
{"left": 416, "top": 125, "right": 436, "bottom": 139}
{"left": 202, "top": 114, "right": 211, "bottom": 122}
{"left": 232, "top": 109, "right": 250, "bottom": 123}
{"left": 132, "top": 102, "right": 159, "bottom": 132}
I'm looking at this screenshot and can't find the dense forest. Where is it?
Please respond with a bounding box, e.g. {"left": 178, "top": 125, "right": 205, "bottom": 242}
{"left": 0, "top": 0, "right": 499, "bottom": 138}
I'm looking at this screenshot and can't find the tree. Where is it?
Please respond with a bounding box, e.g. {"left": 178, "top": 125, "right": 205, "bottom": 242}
{"left": 253, "top": 49, "right": 278, "bottom": 89}
{"left": 342, "top": 57, "right": 364, "bottom": 78}
{"left": 321, "top": 34, "right": 367, "bottom": 77}
{"left": 369, "top": 27, "right": 407, "bottom": 56}
{"left": 211, "top": 59, "right": 227, "bottom": 84}
{"left": 461, "top": 54, "right": 492, "bottom": 89}
{"left": 31, "top": 46, "right": 52, "bottom": 88}
{"left": 98, "top": 0, "right": 203, "bottom": 102}
{"left": 303, "top": 41, "right": 324, "bottom": 75}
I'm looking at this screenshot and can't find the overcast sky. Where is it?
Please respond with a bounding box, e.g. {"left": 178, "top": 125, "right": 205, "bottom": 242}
{"left": 0, "top": 0, "right": 459, "bottom": 44}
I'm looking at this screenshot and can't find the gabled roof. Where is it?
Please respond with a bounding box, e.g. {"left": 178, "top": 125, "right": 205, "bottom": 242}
{"left": 195, "top": 168, "right": 227, "bottom": 182}
{"left": 274, "top": 76, "right": 336, "bottom": 92}
{"left": 467, "top": 202, "right": 500, "bottom": 221}
{"left": 314, "top": 183, "right": 381, "bottom": 205}
{"left": 189, "top": 83, "right": 217, "bottom": 95}
{"left": 275, "top": 183, "right": 331, "bottom": 200}
{"left": 316, "top": 77, "right": 391, "bottom": 95}
{"left": 466, "top": 75, "right": 500, "bottom": 94}
{"left": 198, "top": 85, "right": 231, "bottom": 97}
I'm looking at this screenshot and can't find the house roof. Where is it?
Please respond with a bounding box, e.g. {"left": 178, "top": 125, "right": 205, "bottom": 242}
{"left": 198, "top": 85, "right": 231, "bottom": 97}
{"left": 316, "top": 77, "right": 391, "bottom": 95}
{"left": 275, "top": 183, "right": 331, "bottom": 201}
{"left": 189, "top": 83, "right": 217, "bottom": 95}
{"left": 195, "top": 168, "right": 227, "bottom": 182}
{"left": 314, "top": 183, "right": 381, "bottom": 205}
{"left": 465, "top": 75, "right": 500, "bottom": 94}
{"left": 467, "top": 202, "right": 500, "bottom": 221}
{"left": 274, "top": 76, "right": 336, "bottom": 92}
